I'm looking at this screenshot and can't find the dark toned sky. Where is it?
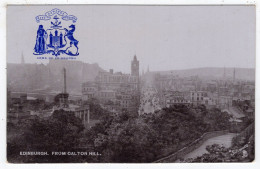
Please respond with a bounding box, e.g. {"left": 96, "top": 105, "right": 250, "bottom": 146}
{"left": 7, "top": 5, "right": 255, "bottom": 73}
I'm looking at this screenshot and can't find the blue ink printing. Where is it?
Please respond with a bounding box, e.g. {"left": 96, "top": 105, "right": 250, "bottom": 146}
{"left": 33, "top": 8, "right": 79, "bottom": 56}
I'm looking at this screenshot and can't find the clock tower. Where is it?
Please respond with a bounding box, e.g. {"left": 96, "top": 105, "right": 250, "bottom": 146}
{"left": 131, "top": 55, "right": 139, "bottom": 76}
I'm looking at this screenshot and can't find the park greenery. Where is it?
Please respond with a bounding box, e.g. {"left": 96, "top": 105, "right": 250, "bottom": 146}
{"left": 181, "top": 134, "right": 254, "bottom": 162}
{"left": 8, "top": 104, "right": 238, "bottom": 163}
{"left": 7, "top": 110, "right": 84, "bottom": 163}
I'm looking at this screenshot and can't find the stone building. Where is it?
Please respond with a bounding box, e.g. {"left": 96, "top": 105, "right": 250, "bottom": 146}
{"left": 82, "top": 55, "right": 140, "bottom": 114}
{"left": 190, "top": 91, "right": 207, "bottom": 105}
{"left": 164, "top": 91, "right": 191, "bottom": 108}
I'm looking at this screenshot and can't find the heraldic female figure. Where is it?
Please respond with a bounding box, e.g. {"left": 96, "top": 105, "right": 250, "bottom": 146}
{"left": 34, "top": 25, "right": 47, "bottom": 54}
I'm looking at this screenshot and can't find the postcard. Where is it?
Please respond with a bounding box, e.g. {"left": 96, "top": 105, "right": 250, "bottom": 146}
{"left": 6, "top": 5, "right": 255, "bottom": 163}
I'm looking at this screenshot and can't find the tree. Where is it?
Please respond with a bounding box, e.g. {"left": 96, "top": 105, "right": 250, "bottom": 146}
{"left": 7, "top": 109, "right": 84, "bottom": 163}
{"left": 204, "top": 108, "right": 232, "bottom": 131}
{"left": 83, "top": 105, "right": 215, "bottom": 163}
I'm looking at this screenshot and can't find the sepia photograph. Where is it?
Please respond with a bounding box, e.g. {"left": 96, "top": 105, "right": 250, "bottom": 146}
{"left": 6, "top": 5, "right": 255, "bottom": 163}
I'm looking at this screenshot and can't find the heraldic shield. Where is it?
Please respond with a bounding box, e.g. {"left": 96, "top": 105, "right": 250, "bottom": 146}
{"left": 33, "top": 8, "right": 79, "bottom": 56}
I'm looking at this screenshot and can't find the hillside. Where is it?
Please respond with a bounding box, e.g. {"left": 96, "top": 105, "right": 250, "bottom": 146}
{"left": 153, "top": 67, "right": 255, "bottom": 81}
{"left": 7, "top": 60, "right": 104, "bottom": 94}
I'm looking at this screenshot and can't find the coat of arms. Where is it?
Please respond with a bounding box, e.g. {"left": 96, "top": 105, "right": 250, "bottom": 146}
{"left": 33, "top": 8, "right": 79, "bottom": 56}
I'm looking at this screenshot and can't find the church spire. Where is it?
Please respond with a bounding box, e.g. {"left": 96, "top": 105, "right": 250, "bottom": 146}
{"left": 223, "top": 66, "right": 226, "bottom": 80}
{"left": 233, "top": 68, "right": 236, "bottom": 82}
{"left": 21, "top": 52, "right": 25, "bottom": 64}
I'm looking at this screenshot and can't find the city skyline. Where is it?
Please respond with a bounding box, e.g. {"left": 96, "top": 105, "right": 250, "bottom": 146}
{"left": 7, "top": 5, "right": 255, "bottom": 73}
{"left": 6, "top": 5, "right": 256, "bottom": 164}
{"left": 13, "top": 53, "right": 255, "bottom": 74}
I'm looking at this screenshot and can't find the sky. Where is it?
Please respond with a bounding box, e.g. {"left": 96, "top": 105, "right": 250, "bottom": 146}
{"left": 7, "top": 5, "right": 255, "bottom": 73}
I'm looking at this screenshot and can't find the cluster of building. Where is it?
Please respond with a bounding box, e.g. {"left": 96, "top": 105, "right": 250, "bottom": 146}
{"left": 139, "top": 87, "right": 161, "bottom": 115}
{"left": 7, "top": 67, "right": 92, "bottom": 128}
{"left": 154, "top": 71, "right": 255, "bottom": 110}
{"left": 7, "top": 53, "right": 255, "bottom": 122}
{"left": 82, "top": 55, "right": 140, "bottom": 115}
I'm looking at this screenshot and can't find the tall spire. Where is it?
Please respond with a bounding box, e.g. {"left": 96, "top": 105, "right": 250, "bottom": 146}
{"left": 131, "top": 54, "right": 139, "bottom": 76}
{"left": 21, "top": 52, "right": 25, "bottom": 64}
{"left": 223, "top": 66, "right": 226, "bottom": 80}
{"left": 63, "top": 67, "right": 67, "bottom": 93}
{"left": 133, "top": 54, "right": 137, "bottom": 61}
{"left": 233, "top": 68, "right": 236, "bottom": 82}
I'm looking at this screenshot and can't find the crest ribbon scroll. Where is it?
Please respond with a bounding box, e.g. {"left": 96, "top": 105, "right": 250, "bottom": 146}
{"left": 33, "top": 8, "right": 79, "bottom": 57}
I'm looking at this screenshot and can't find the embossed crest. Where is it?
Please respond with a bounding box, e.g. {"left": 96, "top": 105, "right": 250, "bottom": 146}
{"left": 33, "top": 8, "right": 79, "bottom": 56}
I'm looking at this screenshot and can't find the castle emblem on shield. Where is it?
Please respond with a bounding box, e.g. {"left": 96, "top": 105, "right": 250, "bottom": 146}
{"left": 33, "top": 8, "right": 79, "bottom": 56}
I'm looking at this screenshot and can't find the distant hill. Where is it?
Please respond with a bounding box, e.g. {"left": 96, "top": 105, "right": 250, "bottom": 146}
{"left": 8, "top": 63, "right": 255, "bottom": 95}
{"left": 7, "top": 60, "right": 104, "bottom": 94}
{"left": 152, "top": 67, "right": 255, "bottom": 81}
